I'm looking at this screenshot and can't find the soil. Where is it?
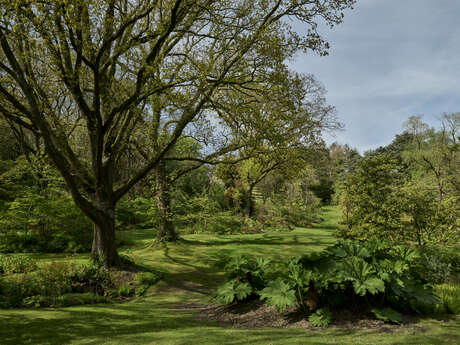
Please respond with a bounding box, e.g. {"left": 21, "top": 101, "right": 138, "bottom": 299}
{"left": 178, "top": 300, "right": 429, "bottom": 333}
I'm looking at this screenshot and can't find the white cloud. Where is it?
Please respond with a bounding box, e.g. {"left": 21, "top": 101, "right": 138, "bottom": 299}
{"left": 291, "top": 0, "right": 460, "bottom": 151}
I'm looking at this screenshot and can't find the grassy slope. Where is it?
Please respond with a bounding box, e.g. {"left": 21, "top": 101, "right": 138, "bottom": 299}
{"left": 1, "top": 206, "right": 459, "bottom": 345}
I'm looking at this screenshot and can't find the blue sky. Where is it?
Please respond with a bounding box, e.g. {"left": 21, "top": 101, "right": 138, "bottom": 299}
{"left": 291, "top": 0, "right": 460, "bottom": 153}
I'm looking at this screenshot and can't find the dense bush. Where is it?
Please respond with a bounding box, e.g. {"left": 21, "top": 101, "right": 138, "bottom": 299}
{"left": 265, "top": 191, "right": 321, "bottom": 228}
{"left": 435, "top": 284, "right": 460, "bottom": 314}
{"left": 339, "top": 118, "right": 460, "bottom": 246}
{"left": 215, "top": 239, "right": 442, "bottom": 324}
{"left": 0, "top": 261, "right": 113, "bottom": 308}
{"left": 0, "top": 157, "right": 92, "bottom": 253}
{"left": 116, "top": 197, "right": 157, "bottom": 229}
{"left": 415, "top": 247, "right": 458, "bottom": 284}
{"left": 0, "top": 255, "right": 37, "bottom": 274}
{"left": 22, "top": 292, "right": 109, "bottom": 308}
{"left": 0, "top": 259, "right": 162, "bottom": 308}
{"left": 0, "top": 191, "right": 92, "bottom": 253}
{"left": 174, "top": 191, "right": 242, "bottom": 234}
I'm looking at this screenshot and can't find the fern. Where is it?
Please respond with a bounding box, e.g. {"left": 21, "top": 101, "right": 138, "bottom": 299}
{"left": 259, "top": 279, "right": 296, "bottom": 312}
{"left": 308, "top": 308, "right": 333, "bottom": 327}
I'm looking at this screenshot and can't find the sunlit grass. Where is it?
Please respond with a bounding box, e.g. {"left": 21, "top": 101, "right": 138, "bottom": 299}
{"left": 1, "top": 206, "right": 459, "bottom": 345}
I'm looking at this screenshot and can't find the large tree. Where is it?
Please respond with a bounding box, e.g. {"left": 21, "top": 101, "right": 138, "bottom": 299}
{"left": 0, "top": 0, "right": 355, "bottom": 266}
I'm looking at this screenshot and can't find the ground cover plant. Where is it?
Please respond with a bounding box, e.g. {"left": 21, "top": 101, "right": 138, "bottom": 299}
{"left": 215, "top": 238, "right": 442, "bottom": 326}
{"left": 0, "top": 258, "right": 161, "bottom": 309}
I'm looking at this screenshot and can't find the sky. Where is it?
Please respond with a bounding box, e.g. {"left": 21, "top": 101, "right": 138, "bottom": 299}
{"left": 291, "top": 0, "right": 460, "bottom": 153}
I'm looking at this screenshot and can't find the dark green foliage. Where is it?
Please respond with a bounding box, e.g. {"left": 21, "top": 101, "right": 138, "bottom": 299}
{"left": 116, "top": 197, "right": 157, "bottom": 229}
{"left": 0, "top": 262, "right": 113, "bottom": 308}
{"left": 0, "top": 156, "right": 93, "bottom": 253}
{"left": 308, "top": 308, "right": 333, "bottom": 327}
{"left": 117, "top": 284, "right": 134, "bottom": 297}
{"left": 0, "top": 158, "right": 92, "bottom": 253}
{"left": 174, "top": 190, "right": 243, "bottom": 235}
{"left": 371, "top": 308, "right": 403, "bottom": 324}
{"left": 23, "top": 293, "right": 109, "bottom": 308}
{"left": 215, "top": 280, "right": 253, "bottom": 304}
{"left": 260, "top": 279, "right": 296, "bottom": 312}
{"left": 339, "top": 153, "right": 405, "bottom": 240}
{"left": 268, "top": 193, "right": 321, "bottom": 228}
{"left": 435, "top": 284, "right": 460, "bottom": 314}
{"left": 339, "top": 116, "right": 460, "bottom": 246}
{"left": 416, "top": 249, "right": 452, "bottom": 284}
{"left": 0, "top": 255, "right": 37, "bottom": 274}
{"left": 65, "top": 263, "right": 113, "bottom": 295}
{"left": 309, "top": 182, "right": 335, "bottom": 203}
{"left": 215, "top": 239, "right": 441, "bottom": 324}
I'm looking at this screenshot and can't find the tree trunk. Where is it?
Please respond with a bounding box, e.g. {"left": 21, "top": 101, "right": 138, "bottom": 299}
{"left": 155, "top": 162, "right": 178, "bottom": 242}
{"left": 90, "top": 199, "right": 119, "bottom": 267}
{"left": 244, "top": 185, "right": 255, "bottom": 217}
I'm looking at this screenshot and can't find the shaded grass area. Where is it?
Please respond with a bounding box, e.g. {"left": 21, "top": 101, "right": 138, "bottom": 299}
{"left": 1, "top": 206, "right": 459, "bottom": 345}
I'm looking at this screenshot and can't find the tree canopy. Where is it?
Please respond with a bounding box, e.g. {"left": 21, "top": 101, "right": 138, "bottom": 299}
{"left": 0, "top": 0, "right": 355, "bottom": 266}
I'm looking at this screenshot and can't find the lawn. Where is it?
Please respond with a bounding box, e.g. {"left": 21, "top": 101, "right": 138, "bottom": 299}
{"left": 1, "top": 206, "right": 459, "bottom": 345}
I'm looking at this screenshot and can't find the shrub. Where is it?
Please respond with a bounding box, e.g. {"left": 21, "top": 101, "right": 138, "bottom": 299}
{"left": 268, "top": 195, "right": 321, "bottom": 228}
{"left": 177, "top": 210, "right": 242, "bottom": 235}
{"left": 57, "top": 293, "right": 108, "bottom": 307}
{"left": 215, "top": 239, "right": 442, "bottom": 324}
{"left": 435, "top": 284, "right": 460, "bottom": 314}
{"left": 117, "top": 284, "right": 133, "bottom": 297}
{"left": 116, "top": 197, "right": 157, "bottom": 229}
{"left": 0, "top": 262, "right": 113, "bottom": 308}
{"left": 416, "top": 248, "right": 452, "bottom": 284}
{"left": 67, "top": 263, "right": 113, "bottom": 295}
{"left": 0, "top": 191, "right": 92, "bottom": 254}
{"left": 23, "top": 293, "right": 108, "bottom": 308}
{"left": 0, "top": 255, "right": 37, "bottom": 274}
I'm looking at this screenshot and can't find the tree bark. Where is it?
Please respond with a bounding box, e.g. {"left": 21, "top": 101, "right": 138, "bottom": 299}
{"left": 90, "top": 198, "right": 119, "bottom": 267}
{"left": 154, "top": 162, "right": 178, "bottom": 242}
{"left": 244, "top": 185, "right": 255, "bottom": 217}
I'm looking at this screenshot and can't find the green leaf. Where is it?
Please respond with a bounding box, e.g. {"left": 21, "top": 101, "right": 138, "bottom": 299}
{"left": 371, "top": 308, "right": 403, "bottom": 324}
{"left": 308, "top": 308, "right": 333, "bottom": 327}
{"left": 215, "top": 280, "right": 252, "bottom": 304}
{"left": 259, "top": 279, "right": 296, "bottom": 312}
{"left": 332, "top": 240, "right": 370, "bottom": 259}
{"left": 353, "top": 277, "right": 385, "bottom": 296}
{"left": 389, "top": 246, "right": 420, "bottom": 263}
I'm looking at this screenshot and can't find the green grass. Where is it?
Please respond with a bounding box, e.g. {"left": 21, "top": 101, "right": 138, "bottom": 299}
{"left": 435, "top": 283, "right": 460, "bottom": 314}
{"left": 1, "top": 206, "right": 459, "bottom": 345}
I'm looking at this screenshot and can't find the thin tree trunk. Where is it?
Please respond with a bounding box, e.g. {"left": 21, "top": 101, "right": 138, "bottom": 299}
{"left": 244, "top": 185, "right": 255, "bottom": 217}
{"left": 155, "top": 162, "right": 178, "bottom": 242}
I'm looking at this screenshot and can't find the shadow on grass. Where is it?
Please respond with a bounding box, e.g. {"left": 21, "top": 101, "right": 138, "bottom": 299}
{"left": 177, "top": 234, "right": 333, "bottom": 248}
{"left": 2, "top": 303, "right": 458, "bottom": 345}
{"left": 0, "top": 302, "right": 350, "bottom": 345}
